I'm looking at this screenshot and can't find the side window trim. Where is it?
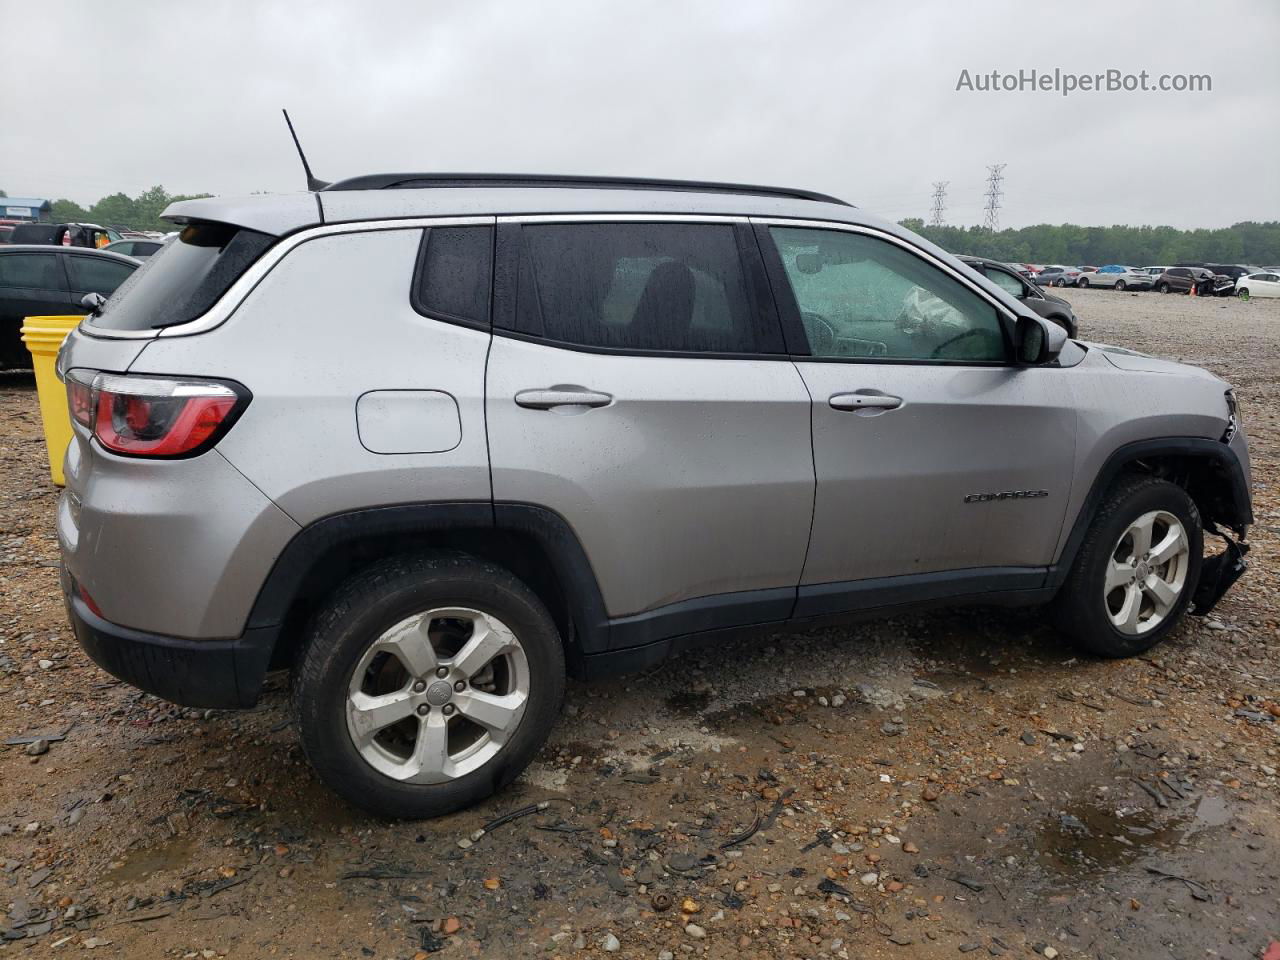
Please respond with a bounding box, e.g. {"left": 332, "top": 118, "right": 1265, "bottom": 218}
{"left": 750, "top": 217, "right": 1017, "bottom": 366}
{"left": 490, "top": 216, "right": 791, "bottom": 360}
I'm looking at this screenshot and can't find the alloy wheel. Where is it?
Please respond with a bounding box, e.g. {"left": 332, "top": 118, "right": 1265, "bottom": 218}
{"left": 345, "top": 607, "right": 530, "bottom": 783}
{"left": 1103, "top": 510, "right": 1191, "bottom": 636}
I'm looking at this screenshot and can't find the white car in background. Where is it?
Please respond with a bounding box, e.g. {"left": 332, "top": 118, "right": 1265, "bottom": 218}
{"left": 1236, "top": 271, "right": 1280, "bottom": 299}
{"left": 1077, "top": 264, "right": 1151, "bottom": 290}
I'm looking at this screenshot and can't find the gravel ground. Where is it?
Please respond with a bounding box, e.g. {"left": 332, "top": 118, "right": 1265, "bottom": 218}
{"left": 1, "top": 287, "right": 1278, "bottom": 959}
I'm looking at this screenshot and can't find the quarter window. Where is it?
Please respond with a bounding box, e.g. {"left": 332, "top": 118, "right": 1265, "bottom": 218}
{"left": 0, "top": 253, "right": 62, "bottom": 290}
{"left": 509, "top": 222, "right": 780, "bottom": 354}
{"left": 770, "top": 227, "right": 1006, "bottom": 362}
{"left": 412, "top": 225, "right": 493, "bottom": 326}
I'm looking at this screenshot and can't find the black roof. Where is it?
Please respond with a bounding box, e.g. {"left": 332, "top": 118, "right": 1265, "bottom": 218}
{"left": 321, "top": 172, "right": 851, "bottom": 207}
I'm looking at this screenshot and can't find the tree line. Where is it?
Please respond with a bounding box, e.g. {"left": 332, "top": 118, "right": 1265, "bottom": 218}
{"left": 899, "top": 219, "right": 1280, "bottom": 267}
{"left": 7, "top": 186, "right": 1279, "bottom": 264}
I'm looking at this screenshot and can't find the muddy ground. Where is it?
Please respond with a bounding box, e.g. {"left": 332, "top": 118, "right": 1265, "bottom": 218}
{"left": 1, "top": 287, "right": 1278, "bottom": 959}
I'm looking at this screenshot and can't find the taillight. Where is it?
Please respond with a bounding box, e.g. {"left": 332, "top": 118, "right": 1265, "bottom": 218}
{"left": 65, "top": 371, "right": 248, "bottom": 458}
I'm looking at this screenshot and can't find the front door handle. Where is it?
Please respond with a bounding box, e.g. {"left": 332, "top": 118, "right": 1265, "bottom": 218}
{"left": 829, "top": 392, "right": 902, "bottom": 411}
{"left": 515, "top": 387, "right": 613, "bottom": 410}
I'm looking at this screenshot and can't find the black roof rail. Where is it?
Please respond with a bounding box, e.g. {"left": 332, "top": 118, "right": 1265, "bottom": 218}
{"left": 320, "top": 172, "right": 851, "bottom": 207}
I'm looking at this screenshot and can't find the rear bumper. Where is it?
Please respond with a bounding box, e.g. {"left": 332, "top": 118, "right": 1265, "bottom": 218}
{"left": 63, "top": 566, "right": 276, "bottom": 708}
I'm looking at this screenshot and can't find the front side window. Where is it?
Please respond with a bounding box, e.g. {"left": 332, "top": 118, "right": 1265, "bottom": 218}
{"left": 510, "top": 222, "right": 780, "bottom": 354}
{"left": 0, "top": 253, "right": 62, "bottom": 290}
{"left": 985, "top": 268, "right": 1026, "bottom": 299}
{"left": 412, "top": 225, "right": 493, "bottom": 326}
{"left": 770, "top": 227, "right": 1006, "bottom": 362}
{"left": 66, "top": 256, "right": 136, "bottom": 295}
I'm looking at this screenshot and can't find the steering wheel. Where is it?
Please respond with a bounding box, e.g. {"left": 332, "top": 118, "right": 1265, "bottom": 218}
{"left": 929, "top": 328, "right": 989, "bottom": 359}
{"left": 801, "top": 311, "right": 837, "bottom": 355}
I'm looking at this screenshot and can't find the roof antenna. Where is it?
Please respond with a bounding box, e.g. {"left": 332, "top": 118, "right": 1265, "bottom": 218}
{"left": 282, "top": 109, "right": 330, "bottom": 191}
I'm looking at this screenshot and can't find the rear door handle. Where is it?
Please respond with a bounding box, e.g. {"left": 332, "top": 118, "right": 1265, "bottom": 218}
{"left": 829, "top": 392, "right": 902, "bottom": 411}
{"left": 515, "top": 387, "right": 613, "bottom": 410}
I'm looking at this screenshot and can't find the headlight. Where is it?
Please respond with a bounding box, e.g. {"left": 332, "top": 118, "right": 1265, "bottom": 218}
{"left": 1222, "top": 389, "right": 1240, "bottom": 443}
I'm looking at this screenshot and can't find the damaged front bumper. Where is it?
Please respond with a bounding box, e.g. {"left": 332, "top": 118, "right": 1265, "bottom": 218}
{"left": 1190, "top": 526, "right": 1250, "bottom": 616}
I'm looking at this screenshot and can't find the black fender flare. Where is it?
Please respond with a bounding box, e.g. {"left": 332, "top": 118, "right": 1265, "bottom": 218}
{"left": 1047, "top": 437, "right": 1252, "bottom": 588}
{"left": 244, "top": 502, "right": 612, "bottom": 661}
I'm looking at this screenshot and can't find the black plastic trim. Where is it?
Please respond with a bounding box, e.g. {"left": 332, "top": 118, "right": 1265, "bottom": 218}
{"left": 1046, "top": 437, "right": 1254, "bottom": 588}
{"left": 795, "top": 567, "right": 1047, "bottom": 619}
{"left": 64, "top": 568, "right": 273, "bottom": 709}
{"left": 608, "top": 587, "right": 795, "bottom": 651}
{"left": 321, "top": 172, "right": 851, "bottom": 207}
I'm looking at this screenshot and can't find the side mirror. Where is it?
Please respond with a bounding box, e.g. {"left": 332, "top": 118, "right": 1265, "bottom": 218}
{"left": 80, "top": 292, "right": 106, "bottom": 314}
{"left": 1015, "top": 315, "right": 1066, "bottom": 364}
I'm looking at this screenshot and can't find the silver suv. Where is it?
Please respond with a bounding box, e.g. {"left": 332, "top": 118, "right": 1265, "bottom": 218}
{"left": 54, "top": 174, "right": 1253, "bottom": 818}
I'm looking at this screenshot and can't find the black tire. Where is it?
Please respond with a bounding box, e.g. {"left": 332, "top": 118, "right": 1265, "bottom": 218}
{"left": 1054, "top": 476, "right": 1202, "bottom": 658}
{"left": 293, "top": 554, "right": 565, "bottom": 819}
{"left": 1116, "top": 280, "right": 1126, "bottom": 291}
{"left": 1054, "top": 278, "right": 1066, "bottom": 287}
{"left": 1238, "top": 288, "right": 1249, "bottom": 300}
{"left": 1077, "top": 276, "right": 1089, "bottom": 288}
{"left": 1158, "top": 282, "right": 1170, "bottom": 294}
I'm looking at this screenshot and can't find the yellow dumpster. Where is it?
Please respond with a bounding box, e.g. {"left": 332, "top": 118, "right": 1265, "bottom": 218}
{"left": 20, "top": 315, "right": 82, "bottom": 486}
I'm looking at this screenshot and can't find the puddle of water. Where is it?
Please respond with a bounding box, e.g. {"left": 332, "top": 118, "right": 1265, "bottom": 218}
{"left": 99, "top": 834, "right": 197, "bottom": 885}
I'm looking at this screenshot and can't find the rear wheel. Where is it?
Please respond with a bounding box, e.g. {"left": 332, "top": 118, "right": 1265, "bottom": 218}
{"left": 1054, "top": 278, "right": 1067, "bottom": 287}
{"left": 1158, "top": 282, "right": 1171, "bottom": 293}
{"left": 294, "top": 554, "right": 565, "bottom": 818}
{"left": 1116, "top": 280, "right": 1127, "bottom": 291}
{"left": 1055, "top": 477, "right": 1202, "bottom": 658}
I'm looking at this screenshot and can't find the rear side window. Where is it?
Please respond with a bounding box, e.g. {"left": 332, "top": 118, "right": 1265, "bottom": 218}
{"left": 66, "top": 256, "right": 136, "bottom": 296}
{"left": 412, "top": 225, "right": 493, "bottom": 326}
{"left": 0, "top": 253, "right": 63, "bottom": 290}
{"left": 508, "top": 222, "right": 781, "bottom": 354}
{"left": 88, "top": 221, "right": 274, "bottom": 331}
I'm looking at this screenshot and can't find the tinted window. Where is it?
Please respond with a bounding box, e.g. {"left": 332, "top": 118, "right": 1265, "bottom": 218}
{"left": 511, "top": 222, "right": 777, "bottom": 354}
{"left": 135, "top": 242, "right": 161, "bottom": 256}
{"left": 412, "top": 226, "right": 492, "bottom": 326}
{"left": 66, "top": 256, "right": 136, "bottom": 295}
{"left": 771, "top": 227, "right": 1006, "bottom": 362}
{"left": 0, "top": 253, "right": 63, "bottom": 290}
{"left": 8, "top": 224, "right": 59, "bottom": 245}
{"left": 88, "top": 221, "right": 274, "bottom": 331}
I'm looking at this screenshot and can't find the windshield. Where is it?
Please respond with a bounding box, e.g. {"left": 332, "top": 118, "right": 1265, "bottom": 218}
{"left": 87, "top": 221, "right": 274, "bottom": 331}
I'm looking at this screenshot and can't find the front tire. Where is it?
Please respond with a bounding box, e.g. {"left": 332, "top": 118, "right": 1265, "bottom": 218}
{"left": 1116, "top": 280, "right": 1127, "bottom": 291}
{"left": 1158, "top": 282, "right": 1171, "bottom": 293}
{"left": 294, "top": 554, "right": 565, "bottom": 819}
{"left": 1055, "top": 477, "right": 1202, "bottom": 658}
{"left": 1238, "top": 288, "right": 1250, "bottom": 300}
{"left": 1077, "top": 277, "right": 1090, "bottom": 288}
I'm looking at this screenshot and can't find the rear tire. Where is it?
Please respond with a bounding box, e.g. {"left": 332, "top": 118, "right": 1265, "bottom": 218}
{"left": 293, "top": 554, "right": 565, "bottom": 819}
{"left": 1116, "top": 280, "right": 1126, "bottom": 291}
{"left": 1055, "top": 477, "right": 1202, "bottom": 658}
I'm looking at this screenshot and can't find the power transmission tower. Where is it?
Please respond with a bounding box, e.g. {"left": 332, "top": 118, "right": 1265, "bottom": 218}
{"left": 928, "top": 181, "right": 949, "bottom": 228}
{"left": 983, "top": 163, "right": 1006, "bottom": 232}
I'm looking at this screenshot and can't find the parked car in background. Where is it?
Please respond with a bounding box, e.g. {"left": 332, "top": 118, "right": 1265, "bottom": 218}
{"left": 0, "top": 245, "right": 139, "bottom": 368}
{"left": 1235, "top": 271, "right": 1280, "bottom": 299}
{"left": 1034, "top": 265, "right": 1083, "bottom": 287}
{"left": 8, "top": 222, "right": 122, "bottom": 249}
{"left": 1077, "top": 265, "right": 1098, "bottom": 273}
{"left": 1142, "top": 267, "right": 1170, "bottom": 284}
{"left": 0, "top": 225, "right": 14, "bottom": 244}
{"left": 1155, "top": 267, "right": 1216, "bottom": 295}
{"left": 1078, "top": 265, "right": 1151, "bottom": 290}
{"left": 105, "top": 238, "right": 165, "bottom": 259}
{"left": 959, "top": 256, "right": 1079, "bottom": 336}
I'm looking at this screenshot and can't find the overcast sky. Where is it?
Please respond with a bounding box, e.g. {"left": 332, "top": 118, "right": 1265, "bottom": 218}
{"left": 3, "top": 0, "right": 1277, "bottom": 229}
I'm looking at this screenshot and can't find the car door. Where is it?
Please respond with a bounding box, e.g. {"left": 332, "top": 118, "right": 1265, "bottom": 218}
{"left": 485, "top": 218, "right": 815, "bottom": 634}
{"left": 0, "top": 251, "right": 76, "bottom": 364}
{"left": 755, "top": 221, "right": 1078, "bottom": 614}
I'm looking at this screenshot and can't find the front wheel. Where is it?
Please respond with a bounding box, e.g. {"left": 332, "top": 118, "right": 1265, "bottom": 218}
{"left": 294, "top": 554, "right": 565, "bottom": 818}
{"left": 1238, "top": 288, "right": 1250, "bottom": 300}
{"left": 1115, "top": 280, "right": 1127, "bottom": 291}
{"left": 1055, "top": 477, "right": 1202, "bottom": 658}
{"left": 1054, "top": 278, "right": 1067, "bottom": 287}
{"left": 1158, "top": 282, "right": 1171, "bottom": 294}
{"left": 1077, "top": 277, "right": 1090, "bottom": 288}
